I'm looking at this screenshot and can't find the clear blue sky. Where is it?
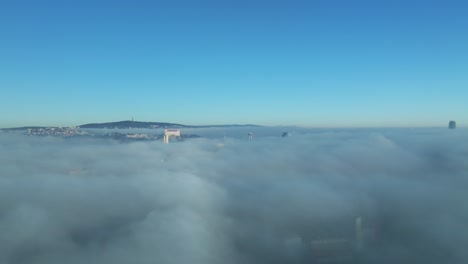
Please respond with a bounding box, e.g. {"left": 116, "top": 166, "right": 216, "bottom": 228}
{"left": 1, "top": 0, "right": 467, "bottom": 128}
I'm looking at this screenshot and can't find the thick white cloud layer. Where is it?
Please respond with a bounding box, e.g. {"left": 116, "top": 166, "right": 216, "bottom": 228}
{"left": 1, "top": 128, "right": 467, "bottom": 263}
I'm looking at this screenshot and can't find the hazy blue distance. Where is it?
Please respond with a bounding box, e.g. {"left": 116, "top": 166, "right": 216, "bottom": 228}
{"left": 1, "top": 0, "right": 467, "bottom": 128}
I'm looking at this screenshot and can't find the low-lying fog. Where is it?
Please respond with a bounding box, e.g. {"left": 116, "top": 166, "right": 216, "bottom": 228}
{"left": 1, "top": 128, "right": 467, "bottom": 264}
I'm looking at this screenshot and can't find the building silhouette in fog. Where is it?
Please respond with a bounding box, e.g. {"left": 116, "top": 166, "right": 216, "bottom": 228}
{"left": 449, "top": 121, "right": 456, "bottom": 129}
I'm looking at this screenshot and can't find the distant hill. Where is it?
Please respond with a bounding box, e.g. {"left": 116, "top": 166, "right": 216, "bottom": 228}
{"left": 0, "top": 126, "right": 52, "bottom": 131}
{"left": 78, "top": 121, "right": 261, "bottom": 129}
{"left": 78, "top": 121, "right": 186, "bottom": 129}
{"left": 191, "top": 124, "right": 262, "bottom": 128}
{"left": 0, "top": 121, "right": 262, "bottom": 131}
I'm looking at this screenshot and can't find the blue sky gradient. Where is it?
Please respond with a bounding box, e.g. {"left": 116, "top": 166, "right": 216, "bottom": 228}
{"left": 1, "top": 0, "right": 467, "bottom": 127}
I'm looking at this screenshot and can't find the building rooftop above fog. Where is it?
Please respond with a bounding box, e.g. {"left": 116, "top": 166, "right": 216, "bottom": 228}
{"left": 449, "top": 121, "right": 456, "bottom": 129}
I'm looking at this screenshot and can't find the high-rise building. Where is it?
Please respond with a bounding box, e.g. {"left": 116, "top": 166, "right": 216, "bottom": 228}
{"left": 163, "top": 129, "right": 181, "bottom": 143}
{"left": 449, "top": 121, "right": 456, "bottom": 129}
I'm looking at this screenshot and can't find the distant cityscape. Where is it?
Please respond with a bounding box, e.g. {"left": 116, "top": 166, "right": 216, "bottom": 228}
{"left": 0, "top": 121, "right": 262, "bottom": 142}
{"left": 0, "top": 120, "right": 462, "bottom": 143}
{"left": 0, "top": 126, "right": 200, "bottom": 142}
